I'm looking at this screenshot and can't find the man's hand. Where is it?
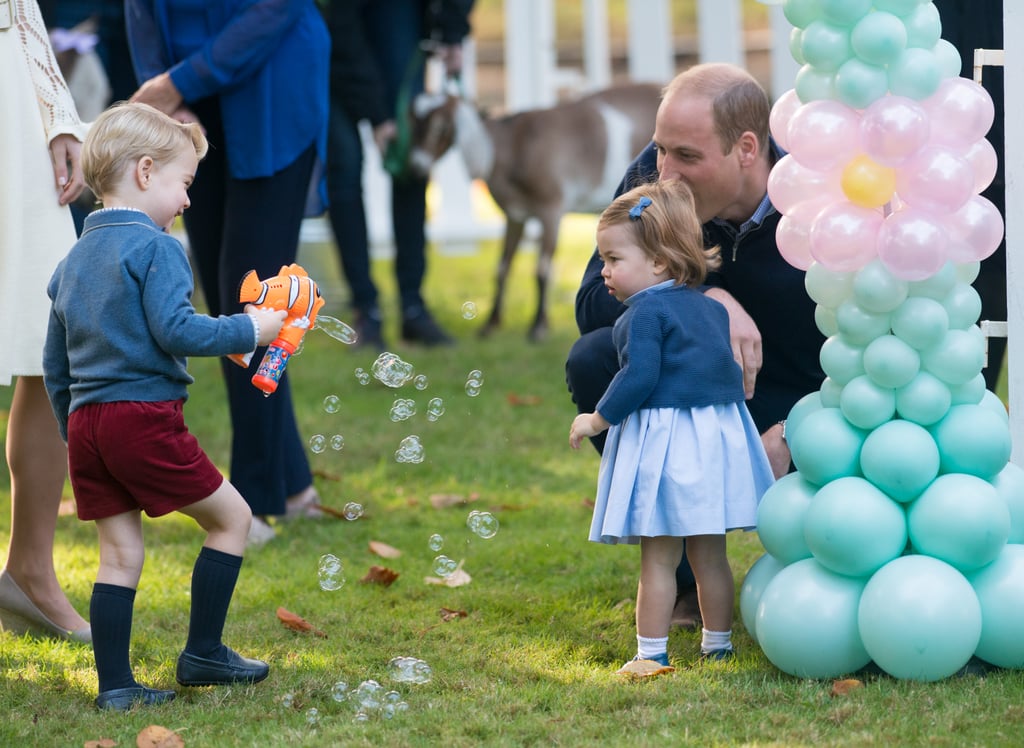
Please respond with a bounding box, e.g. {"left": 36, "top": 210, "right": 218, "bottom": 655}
{"left": 762, "top": 421, "right": 790, "bottom": 479}
{"left": 49, "top": 134, "right": 85, "bottom": 205}
{"left": 131, "top": 72, "right": 183, "bottom": 116}
{"left": 704, "top": 287, "right": 762, "bottom": 399}
{"left": 570, "top": 412, "right": 609, "bottom": 450}
{"left": 372, "top": 120, "right": 397, "bottom": 153}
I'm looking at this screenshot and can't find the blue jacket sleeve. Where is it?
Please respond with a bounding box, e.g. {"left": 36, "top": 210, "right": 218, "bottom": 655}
{"left": 42, "top": 291, "right": 73, "bottom": 443}
{"left": 595, "top": 305, "right": 663, "bottom": 425}
{"left": 573, "top": 141, "right": 659, "bottom": 334}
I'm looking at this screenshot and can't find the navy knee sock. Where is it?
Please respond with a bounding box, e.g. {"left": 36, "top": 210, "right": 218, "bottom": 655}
{"left": 185, "top": 547, "right": 242, "bottom": 660}
{"left": 90, "top": 583, "right": 138, "bottom": 693}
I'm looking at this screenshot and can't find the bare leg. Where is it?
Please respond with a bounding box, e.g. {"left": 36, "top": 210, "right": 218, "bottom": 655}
{"left": 177, "top": 478, "right": 252, "bottom": 556}
{"left": 635, "top": 536, "right": 684, "bottom": 639}
{"left": 686, "top": 534, "right": 733, "bottom": 633}
{"left": 95, "top": 511, "right": 145, "bottom": 589}
{"left": 3, "top": 376, "right": 87, "bottom": 631}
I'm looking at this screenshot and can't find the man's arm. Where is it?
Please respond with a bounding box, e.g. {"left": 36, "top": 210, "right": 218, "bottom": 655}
{"left": 702, "top": 286, "right": 762, "bottom": 400}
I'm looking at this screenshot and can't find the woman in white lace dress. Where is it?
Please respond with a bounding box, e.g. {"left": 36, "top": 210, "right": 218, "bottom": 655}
{"left": 0, "top": 0, "right": 91, "bottom": 641}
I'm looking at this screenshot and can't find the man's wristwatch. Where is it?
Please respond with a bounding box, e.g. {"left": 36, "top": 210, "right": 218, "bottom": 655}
{"left": 778, "top": 419, "right": 787, "bottom": 442}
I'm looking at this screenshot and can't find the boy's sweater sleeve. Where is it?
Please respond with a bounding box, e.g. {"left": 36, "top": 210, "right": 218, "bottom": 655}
{"left": 42, "top": 279, "right": 73, "bottom": 442}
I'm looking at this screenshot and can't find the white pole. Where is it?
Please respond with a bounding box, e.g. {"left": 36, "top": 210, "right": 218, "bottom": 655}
{"left": 696, "top": 0, "right": 742, "bottom": 66}
{"left": 769, "top": 4, "right": 800, "bottom": 100}
{"left": 1003, "top": 2, "right": 1023, "bottom": 463}
{"left": 504, "top": 0, "right": 557, "bottom": 111}
{"left": 582, "top": 0, "right": 612, "bottom": 91}
{"left": 627, "top": 0, "right": 674, "bottom": 83}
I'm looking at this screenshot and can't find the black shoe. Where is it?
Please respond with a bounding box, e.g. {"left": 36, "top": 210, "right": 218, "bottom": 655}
{"left": 95, "top": 685, "right": 176, "bottom": 711}
{"left": 353, "top": 309, "right": 386, "bottom": 350}
{"left": 176, "top": 646, "right": 269, "bottom": 686}
{"left": 955, "top": 656, "right": 996, "bottom": 678}
{"left": 401, "top": 310, "right": 454, "bottom": 346}
{"left": 697, "top": 648, "right": 735, "bottom": 663}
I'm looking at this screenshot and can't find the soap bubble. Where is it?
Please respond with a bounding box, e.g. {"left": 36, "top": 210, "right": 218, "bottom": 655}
{"left": 331, "top": 681, "right": 349, "bottom": 702}
{"left": 389, "top": 398, "right": 417, "bottom": 422}
{"left": 461, "top": 301, "right": 478, "bottom": 319}
{"left": 426, "top": 397, "right": 445, "bottom": 421}
{"left": 395, "top": 435, "right": 425, "bottom": 464}
{"left": 309, "top": 434, "right": 326, "bottom": 453}
{"left": 281, "top": 692, "right": 294, "bottom": 709}
{"left": 468, "top": 510, "right": 499, "bottom": 539}
{"left": 432, "top": 554, "right": 457, "bottom": 577}
{"left": 467, "top": 369, "right": 484, "bottom": 383}
{"left": 465, "top": 381, "right": 481, "bottom": 397}
{"left": 343, "top": 502, "right": 364, "bottom": 521}
{"left": 323, "top": 394, "right": 341, "bottom": 414}
{"left": 354, "top": 367, "right": 370, "bottom": 385}
{"left": 428, "top": 533, "right": 444, "bottom": 552}
{"left": 354, "top": 679, "right": 385, "bottom": 710}
{"left": 305, "top": 707, "right": 320, "bottom": 726}
{"left": 318, "top": 553, "right": 345, "bottom": 591}
{"left": 330, "top": 434, "right": 345, "bottom": 451}
{"left": 413, "top": 374, "right": 429, "bottom": 390}
{"left": 388, "top": 656, "right": 433, "bottom": 684}
{"left": 314, "top": 315, "right": 358, "bottom": 345}
{"left": 353, "top": 711, "right": 370, "bottom": 723}
{"left": 372, "top": 352, "right": 415, "bottom": 388}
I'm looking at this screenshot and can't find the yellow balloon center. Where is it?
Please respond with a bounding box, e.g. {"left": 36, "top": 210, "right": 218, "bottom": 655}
{"left": 841, "top": 154, "right": 896, "bottom": 209}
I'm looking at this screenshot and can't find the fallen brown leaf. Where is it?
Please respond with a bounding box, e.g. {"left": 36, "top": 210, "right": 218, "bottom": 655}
{"left": 276, "top": 606, "right": 327, "bottom": 638}
{"left": 616, "top": 659, "right": 676, "bottom": 679}
{"left": 368, "top": 540, "right": 402, "bottom": 558}
{"left": 84, "top": 740, "right": 117, "bottom": 748}
{"left": 506, "top": 392, "right": 542, "bottom": 406}
{"left": 424, "top": 561, "right": 472, "bottom": 587}
{"left": 439, "top": 607, "right": 467, "bottom": 622}
{"left": 315, "top": 504, "right": 350, "bottom": 520}
{"left": 429, "top": 491, "right": 480, "bottom": 509}
{"left": 136, "top": 724, "right": 184, "bottom": 748}
{"left": 581, "top": 497, "right": 595, "bottom": 509}
{"left": 311, "top": 468, "right": 341, "bottom": 482}
{"left": 360, "top": 565, "right": 400, "bottom": 586}
{"left": 831, "top": 678, "right": 864, "bottom": 697}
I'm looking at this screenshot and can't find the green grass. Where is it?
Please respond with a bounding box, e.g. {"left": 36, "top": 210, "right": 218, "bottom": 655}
{"left": 2, "top": 217, "right": 1022, "bottom": 747}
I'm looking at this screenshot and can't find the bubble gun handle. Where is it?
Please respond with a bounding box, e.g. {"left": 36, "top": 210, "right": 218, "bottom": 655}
{"left": 251, "top": 338, "right": 296, "bottom": 395}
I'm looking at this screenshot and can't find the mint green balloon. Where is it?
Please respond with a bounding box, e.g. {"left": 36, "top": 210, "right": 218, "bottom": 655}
{"left": 796, "top": 64, "right": 838, "bottom": 103}
{"left": 820, "top": 0, "right": 871, "bottom": 27}
{"left": 967, "top": 545, "right": 1024, "bottom": 668}
{"left": 859, "top": 555, "right": 981, "bottom": 681}
{"left": 790, "top": 27, "right": 807, "bottom": 65}
{"left": 891, "top": 296, "right": 949, "bottom": 350}
{"left": 820, "top": 377, "right": 844, "bottom": 407}
{"left": 815, "top": 304, "right": 839, "bottom": 336}
{"left": 805, "top": 476, "right": 907, "bottom": 577}
{"left": 802, "top": 20, "right": 853, "bottom": 72}
{"left": 851, "top": 11, "right": 907, "bottom": 65}
{"left": 820, "top": 335, "right": 866, "bottom": 384}
{"left": 840, "top": 375, "right": 896, "bottom": 429}
{"left": 756, "top": 559, "right": 871, "bottom": 678}
{"left": 908, "top": 261, "right": 956, "bottom": 299}
{"left": 873, "top": 0, "right": 926, "bottom": 16}
{"left": 991, "top": 463, "right": 1024, "bottom": 544}
{"left": 920, "top": 329, "right": 985, "bottom": 385}
{"left": 789, "top": 407, "right": 866, "bottom": 485}
{"left": 740, "top": 554, "right": 787, "bottom": 646}
{"left": 979, "top": 390, "right": 1010, "bottom": 425}
{"left": 903, "top": 1, "right": 941, "bottom": 48}
{"left": 895, "top": 371, "right": 951, "bottom": 425}
{"left": 853, "top": 260, "right": 908, "bottom": 313}
{"left": 863, "top": 334, "right": 920, "bottom": 388}
{"left": 860, "top": 419, "right": 939, "bottom": 501}
{"left": 806, "top": 261, "right": 854, "bottom": 306}
{"left": 908, "top": 473, "right": 1009, "bottom": 572}
{"left": 835, "top": 58, "right": 890, "bottom": 109}
{"left": 785, "top": 0, "right": 826, "bottom": 29}
{"left": 948, "top": 374, "right": 985, "bottom": 406}
{"left": 836, "top": 300, "right": 891, "bottom": 346}
{"left": 941, "top": 282, "right": 982, "bottom": 329}
{"left": 933, "top": 39, "right": 962, "bottom": 78}
{"left": 930, "top": 404, "right": 1011, "bottom": 479}
{"left": 757, "top": 473, "right": 816, "bottom": 564}
{"left": 888, "top": 47, "right": 941, "bottom": 100}
{"left": 954, "top": 260, "right": 981, "bottom": 284}
{"left": 786, "top": 391, "right": 824, "bottom": 441}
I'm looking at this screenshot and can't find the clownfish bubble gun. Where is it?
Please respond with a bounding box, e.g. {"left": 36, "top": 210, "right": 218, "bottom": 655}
{"left": 227, "top": 263, "right": 325, "bottom": 395}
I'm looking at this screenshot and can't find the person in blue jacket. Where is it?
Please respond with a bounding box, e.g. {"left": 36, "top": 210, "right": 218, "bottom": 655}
{"left": 123, "top": 0, "right": 331, "bottom": 540}
{"left": 566, "top": 63, "right": 825, "bottom": 628}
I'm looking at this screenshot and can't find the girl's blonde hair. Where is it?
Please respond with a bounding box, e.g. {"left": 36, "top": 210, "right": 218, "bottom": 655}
{"left": 82, "top": 102, "right": 208, "bottom": 199}
{"left": 598, "top": 180, "right": 720, "bottom": 286}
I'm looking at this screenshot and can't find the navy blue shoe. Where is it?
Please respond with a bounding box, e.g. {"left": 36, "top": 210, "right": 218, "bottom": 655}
{"left": 698, "top": 648, "right": 735, "bottom": 663}
{"left": 176, "top": 646, "right": 269, "bottom": 686}
{"left": 95, "top": 685, "right": 175, "bottom": 711}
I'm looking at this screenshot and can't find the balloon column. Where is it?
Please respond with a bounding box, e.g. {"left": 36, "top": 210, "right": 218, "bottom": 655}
{"left": 741, "top": 0, "right": 1024, "bottom": 681}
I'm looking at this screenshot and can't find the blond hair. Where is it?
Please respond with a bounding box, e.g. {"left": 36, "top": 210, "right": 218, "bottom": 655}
{"left": 82, "top": 102, "right": 208, "bottom": 199}
{"left": 598, "top": 180, "right": 720, "bottom": 286}
{"left": 663, "top": 63, "right": 771, "bottom": 156}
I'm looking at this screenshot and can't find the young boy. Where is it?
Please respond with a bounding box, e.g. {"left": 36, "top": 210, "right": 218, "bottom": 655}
{"left": 43, "top": 102, "right": 287, "bottom": 711}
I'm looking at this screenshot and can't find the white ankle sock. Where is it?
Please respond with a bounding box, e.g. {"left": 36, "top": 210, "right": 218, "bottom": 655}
{"left": 701, "top": 628, "right": 733, "bottom": 653}
{"left": 637, "top": 635, "right": 668, "bottom": 660}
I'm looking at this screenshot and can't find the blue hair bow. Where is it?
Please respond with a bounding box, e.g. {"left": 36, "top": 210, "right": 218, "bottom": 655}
{"left": 629, "top": 196, "right": 652, "bottom": 220}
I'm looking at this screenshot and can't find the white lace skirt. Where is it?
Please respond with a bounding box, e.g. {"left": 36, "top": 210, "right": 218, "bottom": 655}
{"left": 589, "top": 404, "right": 775, "bottom": 545}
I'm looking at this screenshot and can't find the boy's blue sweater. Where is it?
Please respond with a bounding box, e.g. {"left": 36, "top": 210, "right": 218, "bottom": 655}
{"left": 43, "top": 209, "right": 256, "bottom": 440}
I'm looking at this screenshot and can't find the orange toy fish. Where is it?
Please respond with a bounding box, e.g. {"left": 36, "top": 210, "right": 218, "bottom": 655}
{"left": 228, "top": 263, "right": 325, "bottom": 395}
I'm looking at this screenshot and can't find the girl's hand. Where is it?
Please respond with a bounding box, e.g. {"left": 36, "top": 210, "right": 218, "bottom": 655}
{"left": 570, "top": 412, "right": 609, "bottom": 450}
{"left": 50, "top": 134, "right": 85, "bottom": 205}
